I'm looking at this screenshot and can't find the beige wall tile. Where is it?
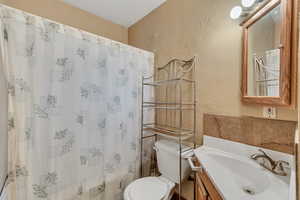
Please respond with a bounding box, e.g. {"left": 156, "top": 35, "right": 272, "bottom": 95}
{"left": 203, "top": 114, "right": 297, "bottom": 154}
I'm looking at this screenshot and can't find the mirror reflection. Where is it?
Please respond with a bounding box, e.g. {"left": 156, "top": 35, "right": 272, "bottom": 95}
{"left": 247, "top": 5, "right": 282, "bottom": 97}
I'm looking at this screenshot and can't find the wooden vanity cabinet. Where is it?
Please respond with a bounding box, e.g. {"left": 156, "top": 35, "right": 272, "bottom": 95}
{"left": 195, "top": 159, "right": 223, "bottom": 200}
{"left": 196, "top": 172, "right": 209, "bottom": 200}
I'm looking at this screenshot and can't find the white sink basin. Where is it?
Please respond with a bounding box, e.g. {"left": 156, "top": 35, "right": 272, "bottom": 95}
{"left": 195, "top": 147, "right": 290, "bottom": 200}
{"left": 207, "top": 153, "right": 270, "bottom": 195}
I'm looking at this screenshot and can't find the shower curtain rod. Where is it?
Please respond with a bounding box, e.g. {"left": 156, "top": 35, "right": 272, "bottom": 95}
{"left": 0, "top": 4, "right": 150, "bottom": 54}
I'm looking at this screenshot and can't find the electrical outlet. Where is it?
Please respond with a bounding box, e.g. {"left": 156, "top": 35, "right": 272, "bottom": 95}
{"left": 263, "top": 107, "right": 277, "bottom": 119}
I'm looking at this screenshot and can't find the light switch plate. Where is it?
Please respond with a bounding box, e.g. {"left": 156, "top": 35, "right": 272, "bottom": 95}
{"left": 263, "top": 107, "right": 277, "bottom": 119}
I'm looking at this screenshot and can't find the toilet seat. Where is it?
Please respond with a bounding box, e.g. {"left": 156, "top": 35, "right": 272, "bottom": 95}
{"left": 124, "top": 176, "right": 175, "bottom": 200}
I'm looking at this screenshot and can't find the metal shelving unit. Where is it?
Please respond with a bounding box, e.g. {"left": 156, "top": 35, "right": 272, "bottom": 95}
{"left": 140, "top": 57, "right": 197, "bottom": 200}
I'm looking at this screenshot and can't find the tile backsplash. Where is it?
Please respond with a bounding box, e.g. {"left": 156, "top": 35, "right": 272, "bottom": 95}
{"left": 203, "top": 114, "right": 297, "bottom": 154}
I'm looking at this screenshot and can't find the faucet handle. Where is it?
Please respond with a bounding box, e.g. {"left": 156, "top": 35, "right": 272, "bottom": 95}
{"left": 275, "top": 160, "right": 289, "bottom": 169}
{"left": 251, "top": 149, "right": 289, "bottom": 176}
{"left": 250, "top": 149, "right": 276, "bottom": 168}
{"left": 258, "top": 149, "right": 268, "bottom": 156}
{"left": 274, "top": 160, "right": 289, "bottom": 176}
{"left": 258, "top": 149, "right": 275, "bottom": 163}
{"left": 277, "top": 160, "right": 289, "bottom": 165}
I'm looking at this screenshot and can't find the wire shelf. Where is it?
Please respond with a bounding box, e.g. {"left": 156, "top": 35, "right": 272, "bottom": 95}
{"left": 143, "top": 101, "right": 195, "bottom": 105}
{"left": 140, "top": 57, "right": 197, "bottom": 199}
{"left": 143, "top": 78, "right": 195, "bottom": 86}
{"left": 143, "top": 106, "right": 194, "bottom": 110}
{"left": 143, "top": 124, "right": 194, "bottom": 140}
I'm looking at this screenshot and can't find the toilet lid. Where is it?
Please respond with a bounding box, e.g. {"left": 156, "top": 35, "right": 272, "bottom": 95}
{"left": 128, "top": 177, "right": 168, "bottom": 200}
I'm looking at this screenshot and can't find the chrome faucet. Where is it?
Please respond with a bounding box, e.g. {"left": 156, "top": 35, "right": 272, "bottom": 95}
{"left": 250, "top": 149, "right": 289, "bottom": 176}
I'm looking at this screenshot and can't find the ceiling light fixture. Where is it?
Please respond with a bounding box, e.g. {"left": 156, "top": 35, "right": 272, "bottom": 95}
{"left": 230, "top": 0, "right": 265, "bottom": 20}
{"left": 230, "top": 6, "right": 243, "bottom": 19}
{"left": 241, "top": 0, "right": 256, "bottom": 8}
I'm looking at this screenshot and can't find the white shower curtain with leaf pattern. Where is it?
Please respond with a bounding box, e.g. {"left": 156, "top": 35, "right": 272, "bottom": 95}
{"left": 0, "top": 5, "right": 153, "bottom": 200}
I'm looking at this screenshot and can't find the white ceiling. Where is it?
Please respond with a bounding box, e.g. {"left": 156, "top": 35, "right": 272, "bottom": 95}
{"left": 63, "top": 0, "right": 167, "bottom": 27}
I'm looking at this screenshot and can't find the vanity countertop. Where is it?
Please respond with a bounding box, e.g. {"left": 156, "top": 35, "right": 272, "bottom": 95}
{"left": 194, "top": 136, "right": 295, "bottom": 200}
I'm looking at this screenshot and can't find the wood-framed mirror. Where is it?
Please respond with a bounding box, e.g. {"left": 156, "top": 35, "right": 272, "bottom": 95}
{"left": 241, "top": 0, "right": 294, "bottom": 106}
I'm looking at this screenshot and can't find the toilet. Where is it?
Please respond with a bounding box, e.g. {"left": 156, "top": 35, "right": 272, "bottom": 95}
{"left": 124, "top": 140, "right": 192, "bottom": 200}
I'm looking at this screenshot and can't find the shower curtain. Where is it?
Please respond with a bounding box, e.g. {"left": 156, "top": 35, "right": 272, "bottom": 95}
{"left": 0, "top": 5, "right": 153, "bottom": 200}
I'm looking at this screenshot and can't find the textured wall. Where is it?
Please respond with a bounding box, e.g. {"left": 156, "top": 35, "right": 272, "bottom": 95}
{"left": 128, "top": 0, "right": 298, "bottom": 142}
{"left": 0, "top": 0, "right": 128, "bottom": 43}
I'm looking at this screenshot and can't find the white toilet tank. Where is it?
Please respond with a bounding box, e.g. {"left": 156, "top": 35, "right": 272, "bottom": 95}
{"left": 154, "top": 140, "right": 192, "bottom": 184}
